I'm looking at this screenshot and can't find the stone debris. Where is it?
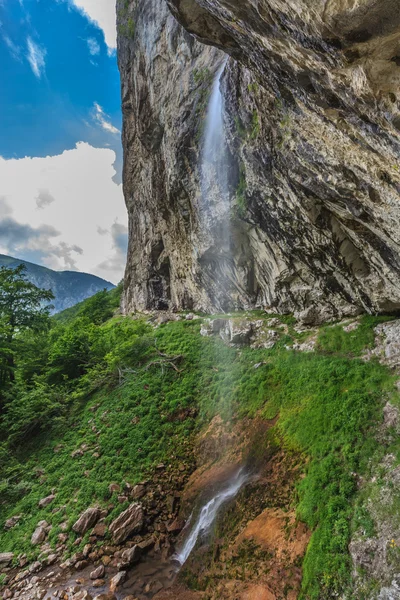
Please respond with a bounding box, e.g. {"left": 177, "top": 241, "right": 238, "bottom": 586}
{"left": 120, "top": 545, "right": 141, "bottom": 567}
{"left": 109, "top": 570, "right": 126, "bottom": 592}
{"left": 109, "top": 504, "right": 144, "bottom": 544}
{"left": 0, "top": 552, "right": 14, "bottom": 564}
{"left": 31, "top": 522, "right": 49, "bottom": 546}
{"left": 90, "top": 565, "right": 105, "bottom": 580}
{"left": 4, "top": 516, "right": 21, "bottom": 530}
{"left": 72, "top": 507, "right": 101, "bottom": 535}
{"left": 38, "top": 494, "right": 56, "bottom": 508}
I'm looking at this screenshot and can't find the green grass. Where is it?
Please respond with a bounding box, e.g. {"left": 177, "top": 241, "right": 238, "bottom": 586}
{"left": 317, "top": 315, "right": 394, "bottom": 357}
{"left": 0, "top": 313, "right": 396, "bottom": 599}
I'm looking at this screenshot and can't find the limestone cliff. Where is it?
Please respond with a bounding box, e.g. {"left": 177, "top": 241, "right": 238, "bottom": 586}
{"left": 118, "top": 0, "right": 400, "bottom": 322}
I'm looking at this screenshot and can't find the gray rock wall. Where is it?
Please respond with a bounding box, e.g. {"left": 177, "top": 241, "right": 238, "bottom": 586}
{"left": 119, "top": 0, "right": 400, "bottom": 322}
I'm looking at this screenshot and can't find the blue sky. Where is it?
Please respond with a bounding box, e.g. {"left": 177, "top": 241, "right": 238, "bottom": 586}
{"left": 0, "top": 0, "right": 127, "bottom": 283}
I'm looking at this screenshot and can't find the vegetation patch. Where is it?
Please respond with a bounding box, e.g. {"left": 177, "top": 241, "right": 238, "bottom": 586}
{"left": 0, "top": 269, "right": 396, "bottom": 600}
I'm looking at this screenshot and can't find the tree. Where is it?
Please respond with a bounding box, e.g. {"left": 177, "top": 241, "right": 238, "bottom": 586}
{"left": 0, "top": 265, "right": 54, "bottom": 397}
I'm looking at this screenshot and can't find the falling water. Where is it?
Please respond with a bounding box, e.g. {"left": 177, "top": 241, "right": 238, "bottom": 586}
{"left": 174, "top": 468, "right": 249, "bottom": 566}
{"left": 200, "top": 59, "right": 231, "bottom": 255}
{"left": 171, "top": 59, "right": 249, "bottom": 571}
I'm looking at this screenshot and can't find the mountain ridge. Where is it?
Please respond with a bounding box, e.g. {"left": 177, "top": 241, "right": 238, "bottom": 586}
{"left": 0, "top": 253, "right": 115, "bottom": 313}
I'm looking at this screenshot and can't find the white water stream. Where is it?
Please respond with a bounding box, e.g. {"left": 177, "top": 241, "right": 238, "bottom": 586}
{"left": 172, "top": 60, "right": 249, "bottom": 571}
{"left": 201, "top": 60, "right": 228, "bottom": 190}
{"left": 174, "top": 468, "right": 249, "bottom": 566}
{"left": 200, "top": 59, "right": 230, "bottom": 248}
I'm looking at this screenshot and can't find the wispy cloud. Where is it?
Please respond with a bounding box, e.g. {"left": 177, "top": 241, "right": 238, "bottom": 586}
{"left": 87, "top": 36, "right": 100, "bottom": 56}
{"left": 92, "top": 102, "right": 120, "bottom": 135}
{"left": 2, "top": 34, "right": 22, "bottom": 61}
{"left": 0, "top": 20, "right": 22, "bottom": 61}
{"left": 69, "top": 0, "right": 116, "bottom": 52}
{"left": 26, "top": 37, "right": 46, "bottom": 78}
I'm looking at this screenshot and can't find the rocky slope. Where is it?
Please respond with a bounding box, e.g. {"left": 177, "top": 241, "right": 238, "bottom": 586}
{"left": 0, "top": 254, "right": 115, "bottom": 313}
{"left": 1, "top": 311, "right": 400, "bottom": 600}
{"left": 119, "top": 0, "right": 400, "bottom": 323}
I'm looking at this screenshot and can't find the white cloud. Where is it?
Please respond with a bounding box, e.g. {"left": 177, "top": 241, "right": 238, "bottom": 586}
{"left": 70, "top": 0, "right": 116, "bottom": 52}
{"left": 0, "top": 143, "right": 127, "bottom": 282}
{"left": 92, "top": 102, "right": 120, "bottom": 135}
{"left": 96, "top": 222, "right": 128, "bottom": 275}
{"left": 26, "top": 37, "right": 46, "bottom": 78}
{"left": 87, "top": 36, "right": 100, "bottom": 56}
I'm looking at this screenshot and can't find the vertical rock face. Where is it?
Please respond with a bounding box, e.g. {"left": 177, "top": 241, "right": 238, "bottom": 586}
{"left": 118, "top": 0, "right": 243, "bottom": 313}
{"left": 119, "top": 0, "right": 400, "bottom": 322}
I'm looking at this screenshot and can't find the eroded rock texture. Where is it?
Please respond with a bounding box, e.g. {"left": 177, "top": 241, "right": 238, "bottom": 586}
{"left": 119, "top": 0, "right": 400, "bottom": 321}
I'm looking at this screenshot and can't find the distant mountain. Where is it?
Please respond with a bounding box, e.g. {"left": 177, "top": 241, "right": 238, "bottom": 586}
{"left": 0, "top": 254, "right": 115, "bottom": 313}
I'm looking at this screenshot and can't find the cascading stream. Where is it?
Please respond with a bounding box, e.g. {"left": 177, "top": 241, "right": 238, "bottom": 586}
{"left": 173, "top": 59, "right": 249, "bottom": 572}
{"left": 174, "top": 468, "right": 249, "bottom": 566}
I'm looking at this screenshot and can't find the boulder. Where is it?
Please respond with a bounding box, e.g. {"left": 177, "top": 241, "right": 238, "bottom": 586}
{"left": 4, "top": 515, "right": 21, "bottom": 530}
{"left": 29, "top": 561, "right": 42, "bottom": 573}
{"left": 92, "top": 522, "right": 107, "bottom": 538}
{"left": 38, "top": 494, "right": 55, "bottom": 508}
{"left": 31, "top": 524, "right": 47, "bottom": 545}
{"left": 131, "top": 484, "right": 146, "bottom": 499}
{"left": 167, "top": 518, "right": 184, "bottom": 533}
{"left": 0, "top": 552, "right": 13, "bottom": 564}
{"left": 71, "top": 592, "right": 92, "bottom": 600}
{"left": 90, "top": 565, "right": 105, "bottom": 580}
{"left": 121, "top": 545, "right": 141, "bottom": 566}
{"left": 138, "top": 537, "right": 155, "bottom": 553}
{"left": 93, "top": 595, "right": 116, "bottom": 600}
{"left": 108, "top": 483, "right": 121, "bottom": 494}
{"left": 109, "top": 571, "right": 126, "bottom": 592}
{"left": 109, "top": 504, "right": 144, "bottom": 544}
{"left": 71, "top": 449, "right": 84, "bottom": 458}
{"left": 226, "top": 319, "right": 253, "bottom": 345}
{"left": 72, "top": 507, "right": 100, "bottom": 535}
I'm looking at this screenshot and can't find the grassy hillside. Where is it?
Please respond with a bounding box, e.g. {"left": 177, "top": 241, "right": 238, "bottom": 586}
{"left": 0, "top": 294, "right": 398, "bottom": 599}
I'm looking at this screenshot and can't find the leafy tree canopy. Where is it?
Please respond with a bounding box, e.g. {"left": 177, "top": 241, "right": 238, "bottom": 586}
{"left": 0, "top": 265, "right": 54, "bottom": 394}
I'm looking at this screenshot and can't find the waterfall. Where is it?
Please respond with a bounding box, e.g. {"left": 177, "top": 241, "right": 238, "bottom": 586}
{"left": 171, "top": 60, "right": 249, "bottom": 570}
{"left": 174, "top": 468, "right": 249, "bottom": 566}
{"left": 200, "top": 59, "right": 230, "bottom": 255}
